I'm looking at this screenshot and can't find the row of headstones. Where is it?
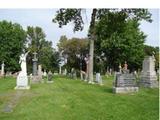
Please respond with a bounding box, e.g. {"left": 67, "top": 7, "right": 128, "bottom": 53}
{"left": 65, "top": 56, "right": 159, "bottom": 93}
{"left": 65, "top": 68, "right": 103, "bottom": 85}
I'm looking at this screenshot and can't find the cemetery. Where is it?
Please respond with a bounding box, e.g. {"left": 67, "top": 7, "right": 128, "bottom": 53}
{"left": 0, "top": 9, "right": 159, "bottom": 120}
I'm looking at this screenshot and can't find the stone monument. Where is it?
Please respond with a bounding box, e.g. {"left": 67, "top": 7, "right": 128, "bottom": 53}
{"left": 15, "top": 51, "right": 30, "bottom": 89}
{"left": 38, "top": 64, "right": 43, "bottom": 81}
{"left": 0, "top": 61, "right": 5, "bottom": 77}
{"left": 139, "top": 56, "right": 158, "bottom": 88}
{"left": 113, "top": 72, "right": 139, "bottom": 93}
{"left": 31, "top": 52, "right": 42, "bottom": 83}
{"left": 95, "top": 73, "right": 103, "bottom": 85}
{"left": 43, "top": 70, "right": 47, "bottom": 77}
{"left": 47, "top": 71, "right": 53, "bottom": 83}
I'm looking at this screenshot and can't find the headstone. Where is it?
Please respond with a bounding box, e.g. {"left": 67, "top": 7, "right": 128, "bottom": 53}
{"left": 47, "top": 71, "right": 53, "bottom": 83}
{"left": 109, "top": 68, "right": 112, "bottom": 75}
{"left": 31, "top": 53, "right": 42, "bottom": 83}
{"left": 62, "top": 69, "right": 67, "bottom": 75}
{"left": 43, "top": 70, "right": 47, "bottom": 77}
{"left": 139, "top": 56, "right": 158, "bottom": 88}
{"left": 113, "top": 72, "right": 139, "bottom": 93}
{"left": 38, "top": 65, "right": 43, "bottom": 82}
{"left": 71, "top": 68, "right": 77, "bottom": 79}
{"left": 38, "top": 65, "right": 42, "bottom": 77}
{"left": 1, "top": 61, "right": 5, "bottom": 76}
{"left": 95, "top": 73, "right": 103, "bottom": 85}
{"left": 15, "top": 51, "right": 30, "bottom": 89}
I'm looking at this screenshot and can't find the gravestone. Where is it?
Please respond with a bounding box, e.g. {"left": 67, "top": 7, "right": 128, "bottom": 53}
{"left": 0, "top": 61, "right": 5, "bottom": 77}
{"left": 47, "top": 71, "right": 53, "bottom": 83}
{"left": 38, "top": 65, "right": 43, "bottom": 82}
{"left": 15, "top": 51, "right": 30, "bottom": 89}
{"left": 38, "top": 65, "right": 42, "bottom": 77}
{"left": 71, "top": 68, "right": 77, "bottom": 79}
{"left": 113, "top": 72, "right": 138, "bottom": 93}
{"left": 95, "top": 73, "right": 103, "bottom": 85}
{"left": 139, "top": 56, "right": 158, "bottom": 88}
{"left": 31, "top": 53, "right": 42, "bottom": 83}
{"left": 62, "top": 69, "right": 67, "bottom": 75}
{"left": 43, "top": 70, "right": 47, "bottom": 77}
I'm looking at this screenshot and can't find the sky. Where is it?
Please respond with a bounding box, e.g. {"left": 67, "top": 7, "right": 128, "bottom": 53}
{"left": 0, "top": 9, "right": 159, "bottom": 49}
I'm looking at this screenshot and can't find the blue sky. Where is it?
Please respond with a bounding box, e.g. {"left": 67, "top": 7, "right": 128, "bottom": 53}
{"left": 0, "top": 9, "right": 159, "bottom": 49}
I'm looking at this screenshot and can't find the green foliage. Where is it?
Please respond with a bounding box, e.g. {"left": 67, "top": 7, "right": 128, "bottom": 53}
{"left": 53, "top": 9, "right": 152, "bottom": 73}
{"left": 144, "top": 45, "right": 159, "bottom": 70}
{"left": 26, "top": 26, "right": 59, "bottom": 73}
{"left": 0, "top": 20, "right": 26, "bottom": 72}
{"left": 57, "top": 36, "right": 89, "bottom": 71}
{"left": 94, "top": 10, "right": 151, "bottom": 71}
{"left": 53, "top": 9, "right": 84, "bottom": 32}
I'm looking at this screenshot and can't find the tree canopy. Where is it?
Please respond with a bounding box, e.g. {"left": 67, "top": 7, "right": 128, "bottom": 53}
{"left": 53, "top": 9, "right": 152, "bottom": 75}
{"left": 0, "top": 20, "right": 26, "bottom": 72}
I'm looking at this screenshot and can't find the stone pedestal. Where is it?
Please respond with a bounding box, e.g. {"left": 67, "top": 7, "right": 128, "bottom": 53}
{"left": 15, "top": 72, "right": 30, "bottom": 89}
{"left": 113, "top": 87, "right": 138, "bottom": 93}
{"left": 113, "top": 73, "right": 139, "bottom": 93}
{"left": 139, "top": 56, "right": 158, "bottom": 88}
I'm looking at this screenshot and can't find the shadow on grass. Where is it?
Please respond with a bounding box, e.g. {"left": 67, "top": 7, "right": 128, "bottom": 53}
{"left": 101, "top": 87, "right": 113, "bottom": 93}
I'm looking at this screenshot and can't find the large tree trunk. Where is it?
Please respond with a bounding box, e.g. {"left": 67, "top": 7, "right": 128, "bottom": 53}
{"left": 88, "top": 39, "right": 94, "bottom": 83}
{"left": 88, "top": 9, "right": 97, "bottom": 83}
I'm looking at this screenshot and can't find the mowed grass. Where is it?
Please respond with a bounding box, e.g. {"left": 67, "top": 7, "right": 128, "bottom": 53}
{"left": 0, "top": 75, "right": 159, "bottom": 120}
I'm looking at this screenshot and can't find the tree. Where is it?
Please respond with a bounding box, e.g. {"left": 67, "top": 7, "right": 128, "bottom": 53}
{"left": 57, "top": 36, "right": 88, "bottom": 72}
{"left": 0, "top": 20, "right": 26, "bottom": 72}
{"left": 26, "top": 26, "right": 59, "bottom": 73}
{"left": 53, "top": 8, "right": 152, "bottom": 82}
{"left": 95, "top": 14, "right": 147, "bottom": 71}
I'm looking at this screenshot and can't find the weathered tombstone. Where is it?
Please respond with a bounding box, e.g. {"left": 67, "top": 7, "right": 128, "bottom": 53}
{"left": 15, "top": 51, "right": 30, "bottom": 89}
{"left": 31, "top": 52, "right": 42, "bottom": 83}
{"left": 0, "top": 61, "right": 5, "bottom": 77}
{"left": 47, "top": 71, "right": 53, "bottom": 83}
{"left": 62, "top": 69, "right": 67, "bottom": 75}
{"left": 109, "top": 68, "right": 112, "bottom": 75}
{"left": 71, "top": 68, "right": 77, "bottom": 79}
{"left": 95, "top": 73, "right": 103, "bottom": 85}
{"left": 113, "top": 72, "right": 139, "bottom": 93}
{"left": 139, "top": 56, "right": 158, "bottom": 88}
{"left": 43, "top": 70, "right": 47, "bottom": 77}
{"left": 38, "top": 65, "right": 43, "bottom": 82}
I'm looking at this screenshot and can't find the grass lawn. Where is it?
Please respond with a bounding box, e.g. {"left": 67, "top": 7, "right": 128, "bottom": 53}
{"left": 0, "top": 75, "right": 159, "bottom": 120}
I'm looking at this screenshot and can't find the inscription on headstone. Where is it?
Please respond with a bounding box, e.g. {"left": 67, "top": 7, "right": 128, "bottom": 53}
{"left": 113, "top": 73, "right": 139, "bottom": 93}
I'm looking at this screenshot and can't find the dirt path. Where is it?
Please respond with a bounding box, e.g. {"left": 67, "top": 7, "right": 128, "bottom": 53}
{"left": 2, "top": 91, "right": 24, "bottom": 113}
